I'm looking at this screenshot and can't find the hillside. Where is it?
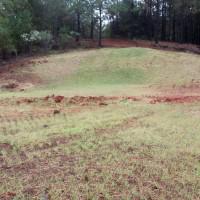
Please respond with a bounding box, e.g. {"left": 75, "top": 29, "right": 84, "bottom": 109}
{"left": 1, "top": 47, "right": 200, "bottom": 97}
{"left": 0, "top": 47, "right": 200, "bottom": 199}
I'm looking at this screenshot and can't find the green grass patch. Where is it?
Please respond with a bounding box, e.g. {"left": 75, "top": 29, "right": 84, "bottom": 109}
{"left": 64, "top": 67, "right": 146, "bottom": 86}
{"left": 46, "top": 48, "right": 148, "bottom": 88}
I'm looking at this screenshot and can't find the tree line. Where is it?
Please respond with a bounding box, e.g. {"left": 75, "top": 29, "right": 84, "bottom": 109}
{"left": 1, "top": 0, "right": 200, "bottom": 59}
{"left": 109, "top": 0, "right": 200, "bottom": 45}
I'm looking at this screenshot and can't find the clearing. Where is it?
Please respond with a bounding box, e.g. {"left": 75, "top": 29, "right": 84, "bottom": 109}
{"left": 0, "top": 43, "right": 200, "bottom": 199}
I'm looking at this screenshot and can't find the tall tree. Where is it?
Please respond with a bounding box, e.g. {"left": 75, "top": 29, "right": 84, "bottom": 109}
{"left": 96, "top": 0, "right": 109, "bottom": 46}
{"left": 87, "top": 0, "right": 96, "bottom": 39}
{"left": 154, "top": 0, "right": 161, "bottom": 43}
{"left": 0, "top": 0, "right": 32, "bottom": 56}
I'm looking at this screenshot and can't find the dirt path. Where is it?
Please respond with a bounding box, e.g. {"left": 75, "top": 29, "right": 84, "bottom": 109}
{"left": 84, "top": 39, "right": 200, "bottom": 54}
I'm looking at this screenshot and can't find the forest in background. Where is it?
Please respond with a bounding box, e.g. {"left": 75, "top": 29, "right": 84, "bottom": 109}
{"left": 1, "top": 0, "right": 200, "bottom": 59}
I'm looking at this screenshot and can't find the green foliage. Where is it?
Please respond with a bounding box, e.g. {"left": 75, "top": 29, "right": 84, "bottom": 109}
{"left": 39, "top": 31, "right": 52, "bottom": 43}
{"left": 0, "top": 0, "right": 32, "bottom": 55}
{"left": 0, "top": 17, "right": 14, "bottom": 52}
{"left": 1, "top": 0, "right": 200, "bottom": 57}
{"left": 39, "top": 31, "right": 53, "bottom": 50}
{"left": 20, "top": 30, "right": 53, "bottom": 52}
{"left": 57, "top": 26, "right": 82, "bottom": 49}
{"left": 58, "top": 27, "right": 74, "bottom": 49}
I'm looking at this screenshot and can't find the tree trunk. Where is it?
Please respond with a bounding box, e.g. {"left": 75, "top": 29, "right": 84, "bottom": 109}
{"left": 172, "top": 12, "right": 176, "bottom": 41}
{"left": 98, "top": 5, "right": 102, "bottom": 47}
{"left": 90, "top": 15, "right": 94, "bottom": 39}
{"left": 161, "top": 0, "right": 167, "bottom": 41}
{"left": 146, "top": 0, "right": 153, "bottom": 40}
{"left": 76, "top": 11, "right": 81, "bottom": 42}
{"left": 1, "top": 49, "right": 8, "bottom": 60}
{"left": 154, "top": 0, "right": 160, "bottom": 44}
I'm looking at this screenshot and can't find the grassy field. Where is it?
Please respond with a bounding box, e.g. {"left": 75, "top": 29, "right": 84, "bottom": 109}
{"left": 0, "top": 47, "right": 200, "bottom": 199}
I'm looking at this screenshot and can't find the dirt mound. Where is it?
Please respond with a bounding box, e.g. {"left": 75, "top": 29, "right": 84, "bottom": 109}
{"left": 54, "top": 95, "right": 65, "bottom": 103}
{"left": 14, "top": 95, "right": 140, "bottom": 106}
{"left": 5, "top": 95, "right": 200, "bottom": 108}
{"left": 68, "top": 96, "right": 114, "bottom": 105}
{"left": 149, "top": 96, "right": 200, "bottom": 104}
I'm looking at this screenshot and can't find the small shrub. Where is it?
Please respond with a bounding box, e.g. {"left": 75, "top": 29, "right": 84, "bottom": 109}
{"left": 59, "top": 27, "right": 73, "bottom": 49}
{"left": 21, "top": 30, "right": 41, "bottom": 53}
{"left": 39, "top": 31, "right": 53, "bottom": 51}
{"left": 58, "top": 27, "right": 80, "bottom": 49}
{"left": 21, "top": 30, "right": 41, "bottom": 43}
{"left": 21, "top": 30, "right": 53, "bottom": 53}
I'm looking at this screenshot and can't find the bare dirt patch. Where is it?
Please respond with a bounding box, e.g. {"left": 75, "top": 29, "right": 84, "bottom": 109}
{"left": 148, "top": 95, "right": 200, "bottom": 104}
{"left": 0, "top": 192, "right": 16, "bottom": 200}
{"left": 31, "top": 135, "right": 81, "bottom": 152}
{"left": 0, "top": 57, "right": 47, "bottom": 91}
{"left": 14, "top": 95, "right": 137, "bottom": 106}
{"left": 81, "top": 39, "right": 200, "bottom": 54}
{"left": 13, "top": 95, "right": 200, "bottom": 106}
{"left": 85, "top": 39, "right": 200, "bottom": 54}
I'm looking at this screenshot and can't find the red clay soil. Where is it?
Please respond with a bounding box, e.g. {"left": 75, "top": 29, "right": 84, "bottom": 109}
{"left": 9, "top": 95, "right": 200, "bottom": 106}
{"left": 47, "top": 95, "right": 200, "bottom": 105}
{"left": 83, "top": 39, "right": 200, "bottom": 54}
{"left": 148, "top": 95, "right": 200, "bottom": 104}
{"left": 0, "top": 58, "right": 48, "bottom": 89}
{"left": 0, "top": 58, "right": 48, "bottom": 73}
{"left": 0, "top": 192, "right": 16, "bottom": 200}
{"left": 0, "top": 95, "right": 199, "bottom": 113}
{"left": 41, "top": 95, "right": 140, "bottom": 105}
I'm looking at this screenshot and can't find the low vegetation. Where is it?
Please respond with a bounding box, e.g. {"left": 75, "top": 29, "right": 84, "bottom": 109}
{"left": 0, "top": 47, "right": 200, "bottom": 199}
